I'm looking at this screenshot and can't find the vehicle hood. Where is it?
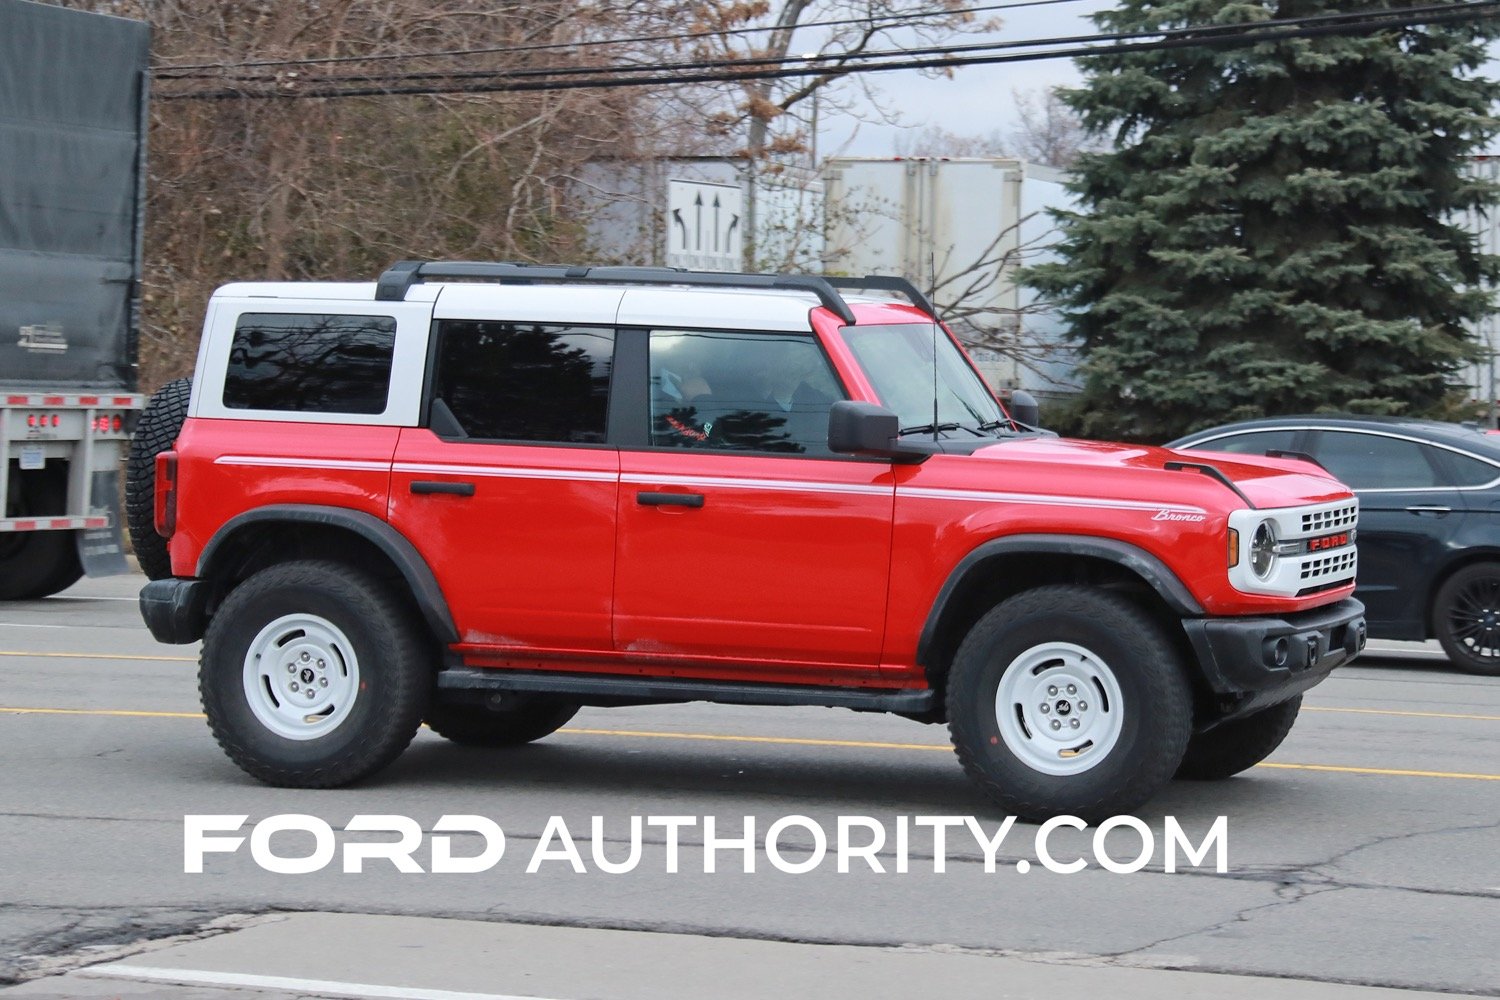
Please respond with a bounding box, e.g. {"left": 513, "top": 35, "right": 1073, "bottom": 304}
{"left": 970, "top": 436, "right": 1352, "bottom": 509}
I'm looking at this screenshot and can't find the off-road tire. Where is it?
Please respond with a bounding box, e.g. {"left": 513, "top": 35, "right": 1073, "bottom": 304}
{"left": 1175, "top": 696, "right": 1301, "bottom": 781}
{"left": 1432, "top": 562, "right": 1500, "bottom": 676}
{"left": 425, "top": 699, "right": 580, "bottom": 747}
{"left": 199, "top": 559, "right": 430, "bottom": 787}
{"left": 0, "top": 466, "right": 81, "bottom": 600}
{"left": 947, "top": 585, "right": 1193, "bottom": 822}
{"left": 126, "top": 377, "right": 192, "bottom": 581}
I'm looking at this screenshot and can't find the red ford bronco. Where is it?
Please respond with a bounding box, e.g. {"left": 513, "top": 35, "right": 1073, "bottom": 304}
{"left": 129, "top": 262, "right": 1365, "bottom": 820}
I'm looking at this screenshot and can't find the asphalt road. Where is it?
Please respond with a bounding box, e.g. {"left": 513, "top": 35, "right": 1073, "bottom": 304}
{"left": 0, "top": 571, "right": 1497, "bottom": 998}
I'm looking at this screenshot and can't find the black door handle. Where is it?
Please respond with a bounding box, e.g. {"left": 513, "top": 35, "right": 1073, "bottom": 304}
{"left": 637, "top": 491, "right": 705, "bottom": 508}
{"left": 411, "top": 480, "right": 475, "bottom": 497}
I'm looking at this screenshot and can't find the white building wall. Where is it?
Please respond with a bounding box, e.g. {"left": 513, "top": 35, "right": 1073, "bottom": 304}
{"left": 1460, "top": 156, "right": 1500, "bottom": 420}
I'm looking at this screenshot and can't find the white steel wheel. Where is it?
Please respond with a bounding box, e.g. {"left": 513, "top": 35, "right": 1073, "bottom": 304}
{"left": 948, "top": 586, "right": 1193, "bottom": 821}
{"left": 242, "top": 613, "right": 362, "bottom": 741}
{"left": 994, "top": 641, "right": 1125, "bottom": 776}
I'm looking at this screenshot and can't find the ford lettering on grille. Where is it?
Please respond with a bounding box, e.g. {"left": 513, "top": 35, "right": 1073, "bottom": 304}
{"left": 1307, "top": 531, "right": 1351, "bottom": 553}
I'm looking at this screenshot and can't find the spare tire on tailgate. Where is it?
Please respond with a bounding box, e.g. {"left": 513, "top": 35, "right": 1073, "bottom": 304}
{"left": 126, "top": 377, "right": 192, "bottom": 581}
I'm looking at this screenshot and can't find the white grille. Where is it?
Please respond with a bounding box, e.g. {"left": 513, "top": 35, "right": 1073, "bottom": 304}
{"left": 1299, "top": 549, "right": 1358, "bottom": 583}
{"left": 1301, "top": 503, "right": 1358, "bottom": 534}
{"left": 1230, "top": 498, "right": 1360, "bottom": 597}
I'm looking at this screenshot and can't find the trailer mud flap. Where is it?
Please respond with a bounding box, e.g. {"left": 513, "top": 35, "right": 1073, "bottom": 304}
{"left": 78, "top": 468, "right": 127, "bottom": 576}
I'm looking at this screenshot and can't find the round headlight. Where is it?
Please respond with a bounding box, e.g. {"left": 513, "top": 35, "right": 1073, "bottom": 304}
{"left": 1250, "top": 519, "right": 1278, "bottom": 580}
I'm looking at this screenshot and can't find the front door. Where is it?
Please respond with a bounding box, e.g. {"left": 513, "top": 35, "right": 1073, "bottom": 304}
{"left": 612, "top": 327, "right": 896, "bottom": 675}
{"left": 1305, "top": 428, "right": 1463, "bottom": 634}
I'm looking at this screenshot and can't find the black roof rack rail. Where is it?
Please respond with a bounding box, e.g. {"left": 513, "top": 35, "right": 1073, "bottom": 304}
{"left": 374, "top": 260, "right": 861, "bottom": 325}
{"left": 821, "top": 275, "right": 939, "bottom": 320}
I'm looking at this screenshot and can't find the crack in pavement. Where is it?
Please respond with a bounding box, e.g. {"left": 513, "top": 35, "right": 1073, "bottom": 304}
{"left": 0, "top": 908, "right": 257, "bottom": 986}
{"left": 1093, "top": 819, "right": 1500, "bottom": 966}
{"left": 1097, "top": 873, "right": 1350, "bottom": 963}
{"left": 1305, "top": 818, "right": 1500, "bottom": 875}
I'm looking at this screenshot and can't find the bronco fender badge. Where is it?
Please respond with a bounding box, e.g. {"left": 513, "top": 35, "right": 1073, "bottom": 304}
{"left": 1153, "top": 509, "right": 1206, "bottom": 522}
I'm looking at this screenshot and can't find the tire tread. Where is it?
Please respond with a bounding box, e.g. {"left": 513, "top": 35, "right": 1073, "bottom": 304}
{"left": 946, "top": 585, "right": 1193, "bottom": 821}
{"left": 199, "top": 559, "right": 429, "bottom": 787}
{"left": 126, "top": 377, "right": 192, "bottom": 582}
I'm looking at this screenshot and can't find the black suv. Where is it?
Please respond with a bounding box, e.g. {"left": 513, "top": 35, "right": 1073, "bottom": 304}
{"left": 1171, "top": 415, "right": 1500, "bottom": 675}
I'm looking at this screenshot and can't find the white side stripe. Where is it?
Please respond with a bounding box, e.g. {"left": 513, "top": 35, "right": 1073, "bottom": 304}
{"left": 215, "top": 455, "right": 390, "bottom": 472}
{"left": 621, "top": 473, "right": 890, "bottom": 496}
{"left": 396, "top": 462, "right": 617, "bottom": 483}
{"left": 901, "top": 487, "right": 1207, "bottom": 515}
{"left": 210, "top": 457, "right": 1207, "bottom": 514}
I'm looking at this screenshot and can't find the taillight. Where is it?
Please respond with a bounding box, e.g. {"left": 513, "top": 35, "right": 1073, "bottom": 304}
{"left": 154, "top": 451, "right": 178, "bottom": 538}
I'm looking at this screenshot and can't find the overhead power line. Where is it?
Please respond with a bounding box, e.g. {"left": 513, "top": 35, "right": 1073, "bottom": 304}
{"left": 154, "top": 0, "right": 1091, "bottom": 77}
{"left": 156, "top": 1, "right": 1500, "bottom": 102}
{"left": 158, "top": 0, "right": 1500, "bottom": 93}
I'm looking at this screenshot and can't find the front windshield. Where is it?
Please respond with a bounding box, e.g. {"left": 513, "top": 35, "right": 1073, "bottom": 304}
{"left": 840, "top": 323, "right": 1007, "bottom": 434}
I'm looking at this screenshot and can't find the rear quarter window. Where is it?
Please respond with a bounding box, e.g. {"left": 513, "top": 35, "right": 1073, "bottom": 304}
{"left": 223, "top": 313, "right": 397, "bottom": 414}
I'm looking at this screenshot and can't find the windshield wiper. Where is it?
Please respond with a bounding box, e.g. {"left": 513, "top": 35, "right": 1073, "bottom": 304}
{"left": 898, "top": 421, "right": 965, "bottom": 437}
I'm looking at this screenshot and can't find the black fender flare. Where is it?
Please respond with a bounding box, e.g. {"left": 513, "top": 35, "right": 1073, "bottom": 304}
{"left": 917, "top": 534, "right": 1205, "bottom": 667}
{"left": 198, "top": 504, "right": 459, "bottom": 643}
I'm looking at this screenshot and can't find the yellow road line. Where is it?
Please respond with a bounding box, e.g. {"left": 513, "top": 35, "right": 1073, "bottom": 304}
{"left": 3, "top": 709, "right": 1497, "bottom": 782}
{"left": 0, "top": 650, "right": 196, "bottom": 662}
{"left": 1304, "top": 705, "right": 1500, "bottom": 722}
{"left": 0, "top": 706, "right": 204, "bottom": 719}
{"left": 1257, "top": 762, "right": 1500, "bottom": 781}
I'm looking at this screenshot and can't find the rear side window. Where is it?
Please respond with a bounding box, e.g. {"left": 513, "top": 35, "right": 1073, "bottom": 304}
{"left": 1309, "top": 431, "right": 1439, "bottom": 489}
{"left": 224, "top": 313, "right": 396, "bottom": 414}
{"left": 432, "top": 321, "right": 614, "bottom": 443}
{"left": 1433, "top": 448, "right": 1500, "bottom": 487}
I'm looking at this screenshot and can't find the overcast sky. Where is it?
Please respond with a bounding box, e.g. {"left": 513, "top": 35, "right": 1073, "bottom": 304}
{"left": 815, "top": 0, "right": 1498, "bottom": 159}
{"left": 820, "top": 0, "right": 1116, "bottom": 157}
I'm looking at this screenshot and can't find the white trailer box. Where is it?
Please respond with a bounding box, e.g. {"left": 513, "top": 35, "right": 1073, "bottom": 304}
{"left": 576, "top": 158, "right": 823, "bottom": 273}
{"left": 823, "top": 157, "right": 1077, "bottom": 397}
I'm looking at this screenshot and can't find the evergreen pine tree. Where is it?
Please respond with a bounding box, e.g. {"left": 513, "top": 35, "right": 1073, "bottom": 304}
{"left": 1027, "top": 0, "right": 1500, "bottom": 442}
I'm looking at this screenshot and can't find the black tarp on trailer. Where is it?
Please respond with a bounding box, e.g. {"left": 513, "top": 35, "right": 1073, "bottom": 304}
{"left": 0, "top": 0, "right": 148, "bottom": 390}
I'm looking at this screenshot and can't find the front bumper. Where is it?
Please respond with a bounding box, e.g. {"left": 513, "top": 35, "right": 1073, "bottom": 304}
{"left": 139, "top": 578, "right": 209, "bottom": 644}
{"left": 1182, "top": 597, "right": 1366, "bottom": 716}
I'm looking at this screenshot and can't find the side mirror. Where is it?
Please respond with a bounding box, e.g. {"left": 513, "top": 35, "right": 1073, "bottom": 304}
{"left": 827, "top": 400, "right": 926, "bottom": 462}
{"left": 1008, "top": 389, "right": 1041, "bottom": 429}
{"left": 828, "top": 401, "right": 900, "bottom": 454}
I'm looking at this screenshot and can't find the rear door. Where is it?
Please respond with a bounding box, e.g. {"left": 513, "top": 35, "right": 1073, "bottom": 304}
{"left": 388, "top": 288, "right": 623, "bottom": 654}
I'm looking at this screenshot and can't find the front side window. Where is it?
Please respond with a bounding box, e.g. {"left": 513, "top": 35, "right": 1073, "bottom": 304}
{"left": 839, "top": 323, "right": 1005, "bottom": 434}
{"left": 224, "top": 313, "right": 396, "bottom": 414}
{"left": 1191, "top": 430, "right": 1300, "bottom": 456}
{"left": 432, "top": 321, "right": 613, "bottom": 443}
{"left": 649, "top": 330, "right": 845, "bottom": 454}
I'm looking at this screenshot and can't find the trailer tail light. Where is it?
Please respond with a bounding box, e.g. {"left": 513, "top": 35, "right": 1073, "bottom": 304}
{"left": 154, "top": 451, "right": 178, "bottom": 538}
